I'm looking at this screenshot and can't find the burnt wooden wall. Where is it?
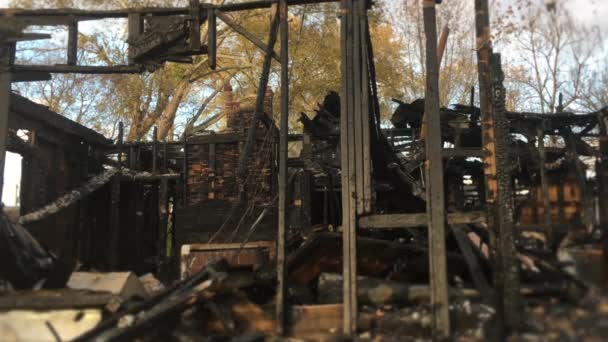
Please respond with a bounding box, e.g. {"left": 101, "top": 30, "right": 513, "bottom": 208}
{"left": 8, "top": 94, "right": 111, "bottom": 268}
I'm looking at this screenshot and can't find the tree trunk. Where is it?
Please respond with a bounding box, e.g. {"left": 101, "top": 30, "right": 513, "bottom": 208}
{"left": 157, "top": 80, "right": 192, "bottom": 141}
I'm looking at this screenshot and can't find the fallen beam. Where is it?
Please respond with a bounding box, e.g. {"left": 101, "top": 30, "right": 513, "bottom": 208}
{"left": 18, "top": 168, "right": 118, "bottom": 224}
{"left": 358, "top": 211, "right": 486, "bottom": 229}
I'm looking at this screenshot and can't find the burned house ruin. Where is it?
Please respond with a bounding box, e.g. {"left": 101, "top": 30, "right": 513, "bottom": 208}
{"left": 1, "top": 0, "right": 608, "bottom": 340}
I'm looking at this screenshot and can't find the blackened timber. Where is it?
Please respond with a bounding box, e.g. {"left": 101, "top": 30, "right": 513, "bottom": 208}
{"left": 475, "top": 0, "right": 497, "bottom": 201}
{"left": 352, "top": 0, "right": 363, "bottom": 215}
{"left": 216, "top": 11, "right": 280, "bottom": 62}
{"left": 117, "top": 121, "right": 124, "bottom": 167}
{"left": 158, "top": 178, "right": 168, "bottom": 268}
{"left": 235, "top": 5, "right": 279, "bottom": 187}
{"left": 1, "top": 1, "right": 340, "bottom": 20}
{"left": 537, "top": 125, "right": 552, "bottom": 245}
{"left": 108, "top": 177, "right": 121, "bottom": 269}
{"left": 207, "top": 8, "right": 217, "bottom": 70}
{"left": 10, "top": 64, "right": 143, "bottom": 74}
{"left": 491, "top": 53, "right": 522, "bottom": 331}
{"left": 359, "top": 211, "right": 486, "bottom": 229}
{"left": 360, "top": 6, "right": 372, "bottom": 214}
{"left": 598, "top": 111, "right": 608, "bottom": 239}
{"left": 10, "top": 71, "right": 51, "bottom": 82}
{"left": 422, "top": 0, "right": 450, "bottom": 338}
{"left": 189, "top": 0, "right": 201, "bottom": 52}
{"left": 276, "top": 0, "right": 289, "bottom": 335}
{"left": 67, "top": 20, "right": 78, "bottom": 65}
{"left": 0, "top": 38, "right": 11, "bottom": 199}
{"left": 152, "top": 126, "right": 158, "bottom": 173}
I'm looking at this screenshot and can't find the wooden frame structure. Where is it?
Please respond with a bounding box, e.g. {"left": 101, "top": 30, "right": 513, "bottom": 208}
{"left": 5, "top": 0, "right": 600, "bottom": 339}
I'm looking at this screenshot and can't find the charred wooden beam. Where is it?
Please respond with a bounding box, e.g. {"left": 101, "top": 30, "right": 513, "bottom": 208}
{"left": 359, "top": 211, "right": 486, "bottom": 229}
{"left": 189, "top": 0, "right": 201, "bottom": 52}
{"left": 0, "top": 37, "right": 12, "bottom": 200}
{"left": 10, "top": 71, "right": 51, "bottom": 82}
{"left": 422, "top": 0, "right": 450, "bottom": 338}
{"left": 207, "top": 7, "right": 217, "bottom": 70}
{"left": 18, "top": 168, "right": 118, "bottom": 225}
{"left": 127, "top": 13, "right": 143, "bottom": 65}
{"left": 491, "top": 52, "right": 522, "bottom": 332}
{"left": 10, "top": 64, "right": 143, "bottom": 74}
{"left": 537, "top": 124, "right": 552, "bottom": 245}
{"left": 67, "top": 20, "right": 78, "bottom": 65}
{"left": 276, "top": 0, "right": 289, "bottom": 336}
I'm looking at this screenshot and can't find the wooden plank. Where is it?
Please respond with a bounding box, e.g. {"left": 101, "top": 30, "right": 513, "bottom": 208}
{"left": 340, "top": 0, "right": 358, "bottom": 335}
{"left": 352, "top": 0, "right": 363, "bottom": 216}
{"left": 359, "top": 7, "right": 372, "bottom": 214}
{"left": 152, "top": 126, "right": 158, "bottom": 173}
{"left": 10, "top": 64, "right": 143, "bottom": 74}
{"left": 216, "top": 10, "right": 280, "bottom": 62}
{"left": 537, "top": 125, "right": 552, "bottom": 245}
{"left": 276, "top": 0, "right": 289, "bottom": 336}
{"left": 289, "top": 304, "right": 342, "bottom": 337}
{"left": 451, "top": 225, "right": 494, "bottom": 303}
{"left": 108, "top": 177, "right": 121, "bottom": 269}
{"left": 0, "top": 40, "right": 11, "bottom": 199}
{"left": 67, "top": 20, "right": 78, "bottom": 65}
{"left": 4, "top": 33, "right": 51, "bottom": 42}
{"left": 359, "top": 211, "right": 486, "bottom": 229}
{"left": 158, "top": 178, "right": 168, "bottom": 265}
{"left": 422, "top": 1, "right": 450, "bottom": 338}
{"left": 207, "top": 7, "right": 217, "bottom": 70}
{"left": 189, "top": 0, "right": 201, "bottom": 51}
{"left": 11, "top": 71, "right": 52, "bottom": 82}
{"left": 442, "top": 148, "right": 486, "bottom": 158}
{"left": 127, "top": 13, "right": 143, "bottom": 65}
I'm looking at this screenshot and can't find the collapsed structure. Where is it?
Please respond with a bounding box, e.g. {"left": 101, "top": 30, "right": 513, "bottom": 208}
{"left": 1, "top": 0, "right": 607, "bottom": 340}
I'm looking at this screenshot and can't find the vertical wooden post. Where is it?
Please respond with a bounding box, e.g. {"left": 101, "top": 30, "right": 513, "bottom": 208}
{"left": 189, "top": 0, "right": 201, "bottom": 50}
{"left": 152, "top": 126, "right": 158, "bottom": 173}
{"left": 597, "top": 111, "right": 608, "bottom": 277}
{"left": 340, "top": 0, "right": 358, "bottom": 335}
{"left": 117, "top": 122, "right": 124, "bottom": 167}
{"left": 276, "top": 0, "right": 289, "bottom": 335}
{"left": 127, "top": 13, "right": 143, "bottom": 65}
{"left": 491, "top": 52, "right": 522, "bottom": 332}
{"left": 0, "top": 37, "right": 11, "bottom": 200}
{"left": 158, "top": 178, "right": 168, "bottom": 270}
{"left": 422, "top": 1, "right": 450, "bottom": 338}
{"left": 108, "top": 177, "right": 121, "bottom": 269}
{"left": 182, "top": 137, "right": 188, "bottom": 206}
{"left": 67, "top": 19, "right": 78, "bottom": 66}
{"left": 537, "top": 124, "right": 552, "bottom": 246}
{"left": 208, "top": 8, "right": 217, "bottom": 70}
{"left": 358, "top": 0, "right": 372, "bottom": 214}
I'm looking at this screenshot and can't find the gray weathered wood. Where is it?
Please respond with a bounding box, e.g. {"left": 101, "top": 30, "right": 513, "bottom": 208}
{"left": 276, "top": 0, "right": 289, "bottom": 335}
{"left": 422, "top": 0, "right": 450, "bottom": 338}
{"left": 359, "top": 211, "right": 486, "bottom": 229}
